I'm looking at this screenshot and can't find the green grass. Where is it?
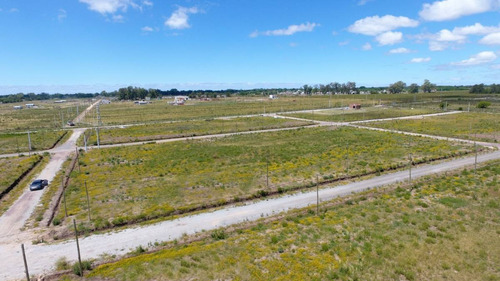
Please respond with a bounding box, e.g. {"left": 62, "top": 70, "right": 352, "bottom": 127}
{"left": 0, "top": 130, "right": 67, "bottom": 154}
{"left": 284, "top": 106, "right": 440, "bottom": 122}
{"left": 0, "top": 155, "right": 42, "bottom": 195}
{"left": 54, "top": 126, "right": 472, "bottom": 230}
{"left": 366, "top": 112, "right": 500, "bottom": 143}
{"left": 78, "top": 117, "right": 313, "bottom": 145}
{"left": 85, "top": 161, "right": 500, "bottom": 281}
{"left": 0, "top": 99, "right": 89, "bottom": 132}
{"left": 86, "top": 91, "right": 485, "bottom": 126}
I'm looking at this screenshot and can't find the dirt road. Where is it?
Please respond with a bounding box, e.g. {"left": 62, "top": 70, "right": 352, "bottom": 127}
{"left": 0, "top": 149, "right": 498, "bottom": 281}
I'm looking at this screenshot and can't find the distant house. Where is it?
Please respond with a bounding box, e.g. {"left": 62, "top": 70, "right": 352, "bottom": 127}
{"left": 134, "top": 100, "right": 150, "bottom": 105}
{"left": 25, "top": 103, "right": 35, "bottom": 108}
{"left": 349, "top": 103, "right": 361, "bottom": 109}
{"left": 269, "top": 95, "right": 277, "bottom": 99}
{"left": 173, "top": 96, "right": 189, "bottom": 105}
{"left": 13, "top": 105, "right": 23, "bottom": 110}
{"left": 54, "top": 100, "right": 66, "bottom": 103}
{"left": 100, "top": 99, "right": 111, "bottom": 104}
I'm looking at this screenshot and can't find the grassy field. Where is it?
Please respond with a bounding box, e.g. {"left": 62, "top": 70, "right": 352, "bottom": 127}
{"left": 86, "top": 91, "right": 487, "bottom": 126}
{"left": 53, "top": 127, "right": 472, "bottom": 230}
{"left": 80, "top": 161, "right": 500, "bottom": 281}
{"left": 0, "top": 155, "right": 42, "bottom": 195}
{"left": 0, "top": 99, "right": 90, "bottom": 132}
{"left": 366, "top": 112, "right": 500, "bottom": 143}
{"left": 79, "top": 117, "right": 313, "bottom": 145}
{"left": 283, "top": 106, "right": 440, "bottom": 122}
{"left": 0, "top": 130, "right": 68, "bottom": 154}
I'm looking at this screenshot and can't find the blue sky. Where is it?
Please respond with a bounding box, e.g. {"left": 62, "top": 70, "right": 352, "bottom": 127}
{"left": 0, "top": 0, "right": 499, "bottom": 94}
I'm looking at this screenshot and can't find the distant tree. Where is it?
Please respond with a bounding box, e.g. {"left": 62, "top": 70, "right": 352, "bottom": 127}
{"left": 421, "top": 79, "right": 436, "bottom": 93}
{"left": 408, "top": 83, "right": 419, "bottom": 93}
{"left": 477, "top": 101, "right": 491, "bottom": 108}
{"left": 469, "top": 84, "right": 486, "bottom": 93}
{"left": 388, "top": 81, "right": 406, "bottom": 94}
{"left": 302, "top": 84, "right": 313, "bottom": 95}
{"left": 490, "top": 84, "right": 500, "bottom": 93}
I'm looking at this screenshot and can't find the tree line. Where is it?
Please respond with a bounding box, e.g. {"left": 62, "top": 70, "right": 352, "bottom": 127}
{"left": 469, "top": 84, "right": 500, "bottom": 94}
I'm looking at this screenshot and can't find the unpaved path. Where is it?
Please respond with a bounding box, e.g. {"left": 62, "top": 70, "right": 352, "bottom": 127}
{"left": 0, "top": 149, "right": 498, "bottom": 281}
{"left": 0, "top": 129, "right": 85, "bottom": 244}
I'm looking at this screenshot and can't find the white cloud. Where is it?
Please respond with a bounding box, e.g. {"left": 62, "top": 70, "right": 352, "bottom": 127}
{"left": 411, "top": 57, "right": 431, "bottom": 63}
{"left": 9, "top": 8, "right": 19, "bottom": 13}
{"left": 451, "top": 51, "right": 497, "bottom": 66}
{"left": 479, "top": 32, "right": 500, "bottom": 45}
{"left": 358, "top": 0, "right": 374, "bottom": 6}
{"left": 79, "top": 0, "right": 133, "bottom": 14}
{"left": 348, "top": 15, "right": 418, "bottom": 36}
{"left": 376, "top": 31, "right": 403, "bottom": 45}
{"left": 419, "top": 0, "right": 497, "bottom": 21}
{"left": 389, "top": 47, "right": 411, "bottom": 54}
{"left": 429, "top": 41, "right": 447, "bottom": 51}
{"left": 142, "top": 0, "right": 153, "bottom": 6}
{"left": 165, "top": 7, "right": 199, "bottom": 30}
{"left": 362, "top": 43, "right": 372, "bottom": 50}
{"left": 112, "top": 14, "right": 124, "bottom": 22}
{"left": 435, "top": 29, "right": 466, "bottom": 42}
{"left": 141, "top": 26, "right": 154, "bottom": 32}
{"left": 250, "top": 22, "right": 319, "bottom": 37}
{"left": 453, "top": 23, "right": 500, "bottom": 35}
{"left": 491, "top": 64, "right": 500, "bottom": 69}
{"left": 58, "top": 9, "right": 67, "bottom": 21}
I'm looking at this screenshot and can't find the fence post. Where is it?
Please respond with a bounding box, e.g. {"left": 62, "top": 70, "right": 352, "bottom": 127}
{"left": 63, "top": 176, "right": 68, "bottom": 217}
{"left": 316, "top": 175, "right": 319, "bottom": 216}
{"left": 85, "top": 181, "right": 91, "bottom": 221}
{"left": 21, "top": 244, "right": 30, "bottom": 281}
{"left": 73, "top": 219, "right": 83, "bottom": 275}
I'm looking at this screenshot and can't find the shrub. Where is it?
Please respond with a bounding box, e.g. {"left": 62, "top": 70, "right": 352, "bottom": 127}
{"left": 211, "top": 229, "right": 227, "bottom": 240}
{"left": 55, "top": 257, "right": 70, "bottom": 271}
{"left": 52, "top": 217, "right": 61, "bottom": 226}
{"left": 72, "top": 260, "right": 91, "bottom": 276}
{"left": 476, "top": 101, "right": 491, "bottom": 109}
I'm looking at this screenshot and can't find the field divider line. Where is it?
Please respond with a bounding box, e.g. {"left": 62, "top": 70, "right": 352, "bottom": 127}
{"left": 348, "top": 110, "right": 463, "bottom": 124}
{"left": 80, "top": 123, "right": 329, "bottom": 150}
{"left": 348, "top": 124, "right": 500, "bottom": 149}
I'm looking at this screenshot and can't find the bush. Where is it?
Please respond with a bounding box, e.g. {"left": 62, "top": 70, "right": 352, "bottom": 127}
{"left": 72, "top": 260, "right": 91, "bottom": 276}
{"left": 476, "top": 101, "right": 491, "bottom": 109}
{"left": 52, "top": 217, "right": 61, "bottom": 226}
{"left": 55, "top": 257, "right": 70, "bottom": 271}
{"left": 211, "top": 229, "right": 227, "bottom": 240}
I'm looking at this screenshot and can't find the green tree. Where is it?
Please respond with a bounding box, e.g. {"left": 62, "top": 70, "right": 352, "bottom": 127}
{"left": 469, "top": 84, "right": 485, "bottom": 93}
{"left": 388, "top": 81, "right": 406, "bottom": 94}
{"left": 421, "top": 79, "right": 436, "bottom": 93}
{"left": 408, "top": 83, "right": 419, "bottom": 93}
{"left": 476, "top": 101, "right": 491, "bottom": 108}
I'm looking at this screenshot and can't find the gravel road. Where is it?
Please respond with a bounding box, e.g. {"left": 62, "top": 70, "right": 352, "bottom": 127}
{"left": 0, "top": 149, "right": 498, "bottom": 281}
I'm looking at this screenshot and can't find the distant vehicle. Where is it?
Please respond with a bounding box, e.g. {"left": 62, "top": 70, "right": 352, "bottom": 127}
{"left": 29, "top": 179, "right": 48, "bottom": 191}
{"left": 67, "top": 121, "right": 75, "bottom": 126}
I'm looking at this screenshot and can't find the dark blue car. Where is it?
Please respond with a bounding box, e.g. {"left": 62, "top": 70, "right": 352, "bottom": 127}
{"left": 29, "top": 179, "right": 48, "bottom": 191}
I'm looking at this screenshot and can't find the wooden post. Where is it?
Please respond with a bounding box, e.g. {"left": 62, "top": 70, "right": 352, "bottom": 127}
{"left": 474, "top": 142, "right": 477, "bottom": 173}
{"left": 27, "top": 131, "right": 31, "bottom": 156}
{"left": 84, "top": 134, "right": 87, "bottom": 152}
{"left": 73, "top": 219, "right": 83, "bottom": 275}
{"left": 266, "top": 157, "right": 269, "bottom": 189}
{"left": 96, "top": 127, "right": 100, "bottom": 149}
{"left": 85, "top": 181, "right": 91, "bottom": 221}
{"left": 21, "top": 244, "right": 30, "bottom": 281}
{"left": 63, "top": 176, "right": 68, "bottom": 217}
{"left": 76, "top": 148, "right": 81, "bottom": 173}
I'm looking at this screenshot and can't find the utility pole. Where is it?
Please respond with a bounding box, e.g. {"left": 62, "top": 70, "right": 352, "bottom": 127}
{"left": 63, "top": 176, "right": 68, "bottom": 217}
{"left": 21, "top": 244, "right": 30, "bottom": 281}
{"left": 84, "top": 181, "right": 91, "bottom": 221}
{"left": 96, "top": 128, "right": 100, "bottom": 149}
{"left": 73, "top": 219, "right": 83, "bottom": 275}
{"left": 27, "top": 131, "right": 31, "bottom": 156}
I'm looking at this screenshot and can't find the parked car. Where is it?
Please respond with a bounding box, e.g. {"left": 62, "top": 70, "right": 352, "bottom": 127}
{"left": 29, "top": 179, "right": 48, "bottom": 191}
{"left": 67, "top": 121, "right": 75, "bottom": 126}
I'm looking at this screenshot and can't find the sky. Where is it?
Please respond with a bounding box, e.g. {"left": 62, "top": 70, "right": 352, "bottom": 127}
{"left": 0, "top": 0, "right": 499, "bottom": 94}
